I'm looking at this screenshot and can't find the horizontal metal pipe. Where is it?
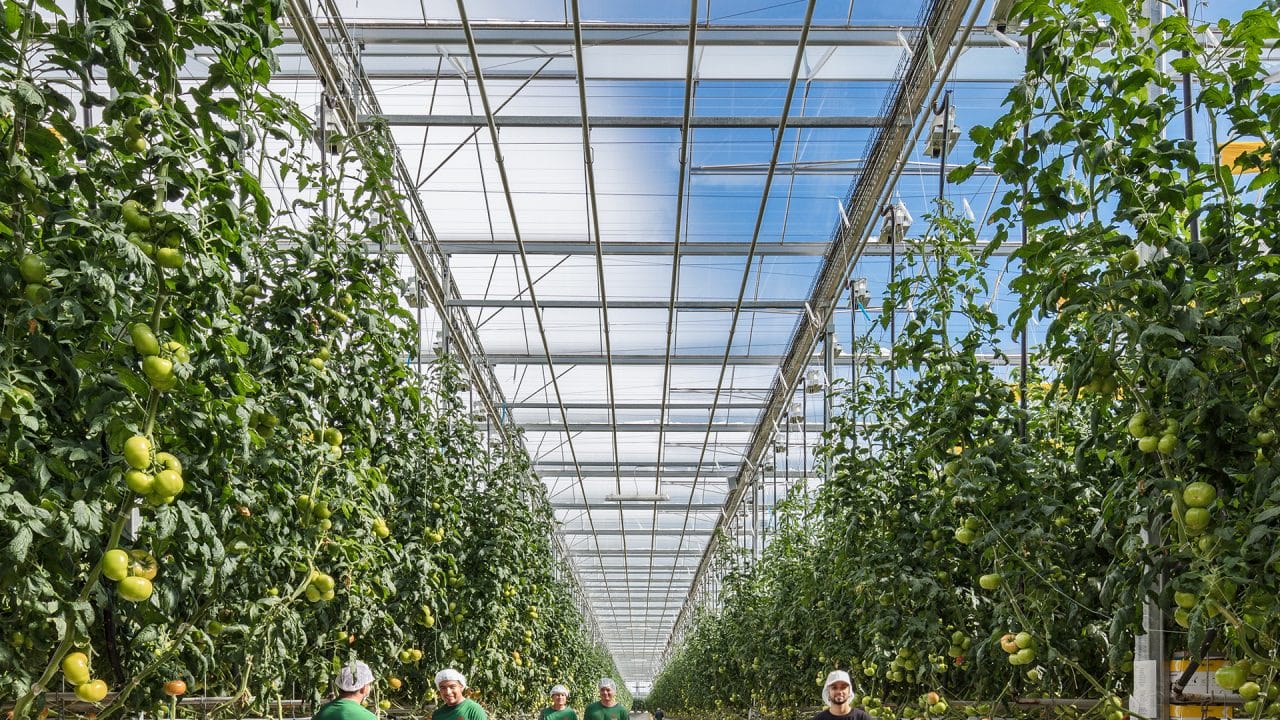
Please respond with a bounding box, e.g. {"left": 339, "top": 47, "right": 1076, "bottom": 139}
{"left": 450, "top": 298, "right": 809, "bottom": 310}
{"left": 364, "top": 113, "right": 884, "bottom": 129}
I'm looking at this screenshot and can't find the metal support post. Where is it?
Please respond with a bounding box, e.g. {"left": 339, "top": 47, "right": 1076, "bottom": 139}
{"left": 1133, "top": 4, "right": 1169, "bottom": 719}
{"left": 823, "top": 319, "right": 835, "bottom": 437}
{"left": 1132, "top": 523, "right": 1168, "bottom": 720}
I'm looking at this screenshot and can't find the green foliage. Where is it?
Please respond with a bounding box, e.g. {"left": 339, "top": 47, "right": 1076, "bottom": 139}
{"left": 651, "top": 0, "right": 1280, "bottom": 716}
{"left": 0, "top": 0, "right": 619, "bottom": 716}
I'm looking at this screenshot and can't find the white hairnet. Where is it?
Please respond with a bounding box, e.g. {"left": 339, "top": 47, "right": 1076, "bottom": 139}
{"left": 821, "top": 670, "right": 852, "bottom": 706}
{"left": 337, "top": 661, "right": 374, "bottom": 692}
{"left": 550, "top": 685, "right": 570, "bottom": 697}
{"left": 435, "top": 668, "right": 467, "bottom": 689}
{"left": 598, "top": 678, "right": 616, "bottom": 690}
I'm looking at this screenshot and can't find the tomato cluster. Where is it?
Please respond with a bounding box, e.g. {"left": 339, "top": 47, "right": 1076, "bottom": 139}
{"left": 0, "top": 0, "right": 625, "bottom": 716}
{"left": 651, "top": 2, "right": 1280, "bottom": 719}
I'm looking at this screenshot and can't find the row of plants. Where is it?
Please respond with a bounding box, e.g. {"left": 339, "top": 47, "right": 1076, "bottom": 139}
{"left": 0, "top": 0, "right": 622, "bottom": 716}
{"left": 649, "top": 0, "right": 1280, "bottom": 717}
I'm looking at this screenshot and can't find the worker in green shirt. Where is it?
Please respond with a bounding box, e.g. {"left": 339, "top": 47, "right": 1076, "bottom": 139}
{"left": 431, "top": 668, "right": 487, "bottom": 720}
{"left": 540, "top": 685, "right": 577, "bottom": 720}
{"left": 584, "top": 678, "right": 628, "bottom": 720}
{"left": 313, "top": 661, "right": 377, "bottom": 720}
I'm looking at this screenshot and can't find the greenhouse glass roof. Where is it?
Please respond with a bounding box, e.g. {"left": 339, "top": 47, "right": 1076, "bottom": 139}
{"left": 266, "top": 0, "right": 1065, "bottom": 692}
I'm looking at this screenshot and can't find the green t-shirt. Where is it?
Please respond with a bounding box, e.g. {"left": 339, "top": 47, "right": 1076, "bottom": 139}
{"left": 541, "top": 708, "right": 578, "bottom": 720}
{"left": 433, "top": 698, "right": 488, "bottom": 720}
{"left": 585, "top": 701, "right": 628, "bottom": 720}
{"left": 313, "top": 699, "right": 377, "bottom": 720}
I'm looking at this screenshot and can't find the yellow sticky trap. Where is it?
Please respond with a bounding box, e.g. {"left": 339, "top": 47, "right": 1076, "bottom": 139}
{"left": 1219, "top": 141, "right": 1268, "bottom": 174}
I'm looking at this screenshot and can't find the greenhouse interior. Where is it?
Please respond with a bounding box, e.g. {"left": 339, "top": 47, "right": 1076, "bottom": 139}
{"left": 3, "top": 0, "right": 1280, "bottom": 719}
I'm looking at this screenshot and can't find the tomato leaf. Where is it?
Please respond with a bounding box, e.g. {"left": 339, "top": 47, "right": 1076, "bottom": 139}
{"left": 6, "top": 525, "right": 32, "bottom": 562}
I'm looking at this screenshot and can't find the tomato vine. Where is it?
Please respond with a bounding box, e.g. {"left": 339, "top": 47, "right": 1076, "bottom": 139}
{"left": 650, "top": 0, "right": 1280, "bottom": 717}
{"left": 0, "top": 0, "right": 624, "bottom": 716}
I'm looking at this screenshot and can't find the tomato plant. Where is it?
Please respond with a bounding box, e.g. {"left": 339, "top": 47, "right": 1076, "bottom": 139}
{"left": 651, "top": 0, "right": 1280, "bottom": 718}
{"left": 0, "top": 0, "right": 623, "bottom": 715}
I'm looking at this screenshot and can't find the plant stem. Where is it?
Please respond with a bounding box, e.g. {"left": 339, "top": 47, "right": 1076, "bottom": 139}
{"left": 11, "top": 502, "right": 136, "bottom": 720}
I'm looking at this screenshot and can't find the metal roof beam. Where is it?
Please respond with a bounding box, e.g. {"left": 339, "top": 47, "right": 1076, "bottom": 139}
{"left": 586, "top": 599, "right": 696, "bottom": 604}
{"left": 567, "top": 549, "right": 701, "bottom": 557}
{"left": 540, "top": 460, "right": 739, "bottom": 468}
{"left": 493, "top": 353, "right": 789, "bottom": 365}
{"left": 691, "top": 161, "right": 997, "bottom": 177}
{"left": 450, "top": 299, "right": 809, "bottom": 310}
{"left": 420, "top": 239, "right": 1024, "bottom": 256}
{"left": 293, "top": 22, "right": 1017, "bottom": 48}
{"left": 366, "top": 113, "right": 883, "bottom": 129}
{"left": 537, "top": 468, "right": 738, "bottom": 477}
{"left": 523, "top": 422, "right": 826, "bottom": 433}
{"left": 559, "top": 528, "right": 714, "bottom": 536}
{"left": 496, "top": 352, "right": 1021, "bottom": 365}
{"left": 553, "top": 502, "right": 725, "bottom": 510}
{"left": 439, "top": 241, "right": 829, "bottom": 255}
{"left": 511, "top": 401, "right": 769, "bottom": 410}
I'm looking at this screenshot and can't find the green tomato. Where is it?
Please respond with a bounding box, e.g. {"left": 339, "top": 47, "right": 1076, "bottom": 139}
{"left": 19, "top": 253, "right": 47, "bottom": 284}
{"left": 163, "top": 341, "right": 190, "bottom": 363}
{"left": 152, "top": 469, "right": 184, "bottom": 497}
{"left": 1183, "top": 507, "right": 1212, "bottom": 533}
{"left": 312, "top": 573, "right": 335, "bottom": 593}
{"left": 1119, "top": 249, "right": 1140, "bottom": 271}
{"left": 154, "top": 452, "right": 182, "bottom": 473}
{"left": 102, "top": 549, "right": 130, "bottom": 581}
{"left": 1127, "top": 412, "right": 1149, "bottom": 438}
{"left": 122, "top": 199, "right": 151, "bottom": 232}
{"left": 155, "top": 247, "right": 184, "bottom": 269}
{"left": 1137, "top": 435, "right": 1159, "bottom": 453}
{"left": 123, "top": 435, "right": 152, "bottom": 470}
{"left": 124, "top": 470, "right": 153, "bottom": 494}
{"left": 143, "top": 355, "right": 174, "bottom": 385}
{"left": 129, "top": 323, "right": 161, "bottom": 356}
{"left": 62, "top": 652, "right": 91, "bottom": 685}
{"left": 24, "top": 283, "right": 51, "bottom": 303}
{"left": 1173, "top": 591, "right": 1197, "bottom": 610}
{"left": 118, "top": 576, "right": 153, "bottom": 602}
{"left": 75, "top": 679, "right": 109, "bottom": 702}
{"left": 1214, "top": 665, "right": 1246, "bottom": 691}
{"left": 1183, "top": 481, "right": 1217, "bottom": 509}
{"left": 124, "top": 116, "right": 145, "bottom": 139}
{"left": 978, "top": 573, "right": 1002, "bottom": 590}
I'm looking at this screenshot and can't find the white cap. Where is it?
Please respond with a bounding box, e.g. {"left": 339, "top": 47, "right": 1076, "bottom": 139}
{"left": 435, "top": 668, "right": 467, "bottom": 689}
{"left": 550, "top": 685, "right": 570, "bottom": 697}
{"left": 598, "top": 678, "right": 616, "bottom": 690}
{"left": 337, "top": 661, "right": 374, "bottom": 692}
{"left": 821, "top": 670, "right": 852, "bottom": 706}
